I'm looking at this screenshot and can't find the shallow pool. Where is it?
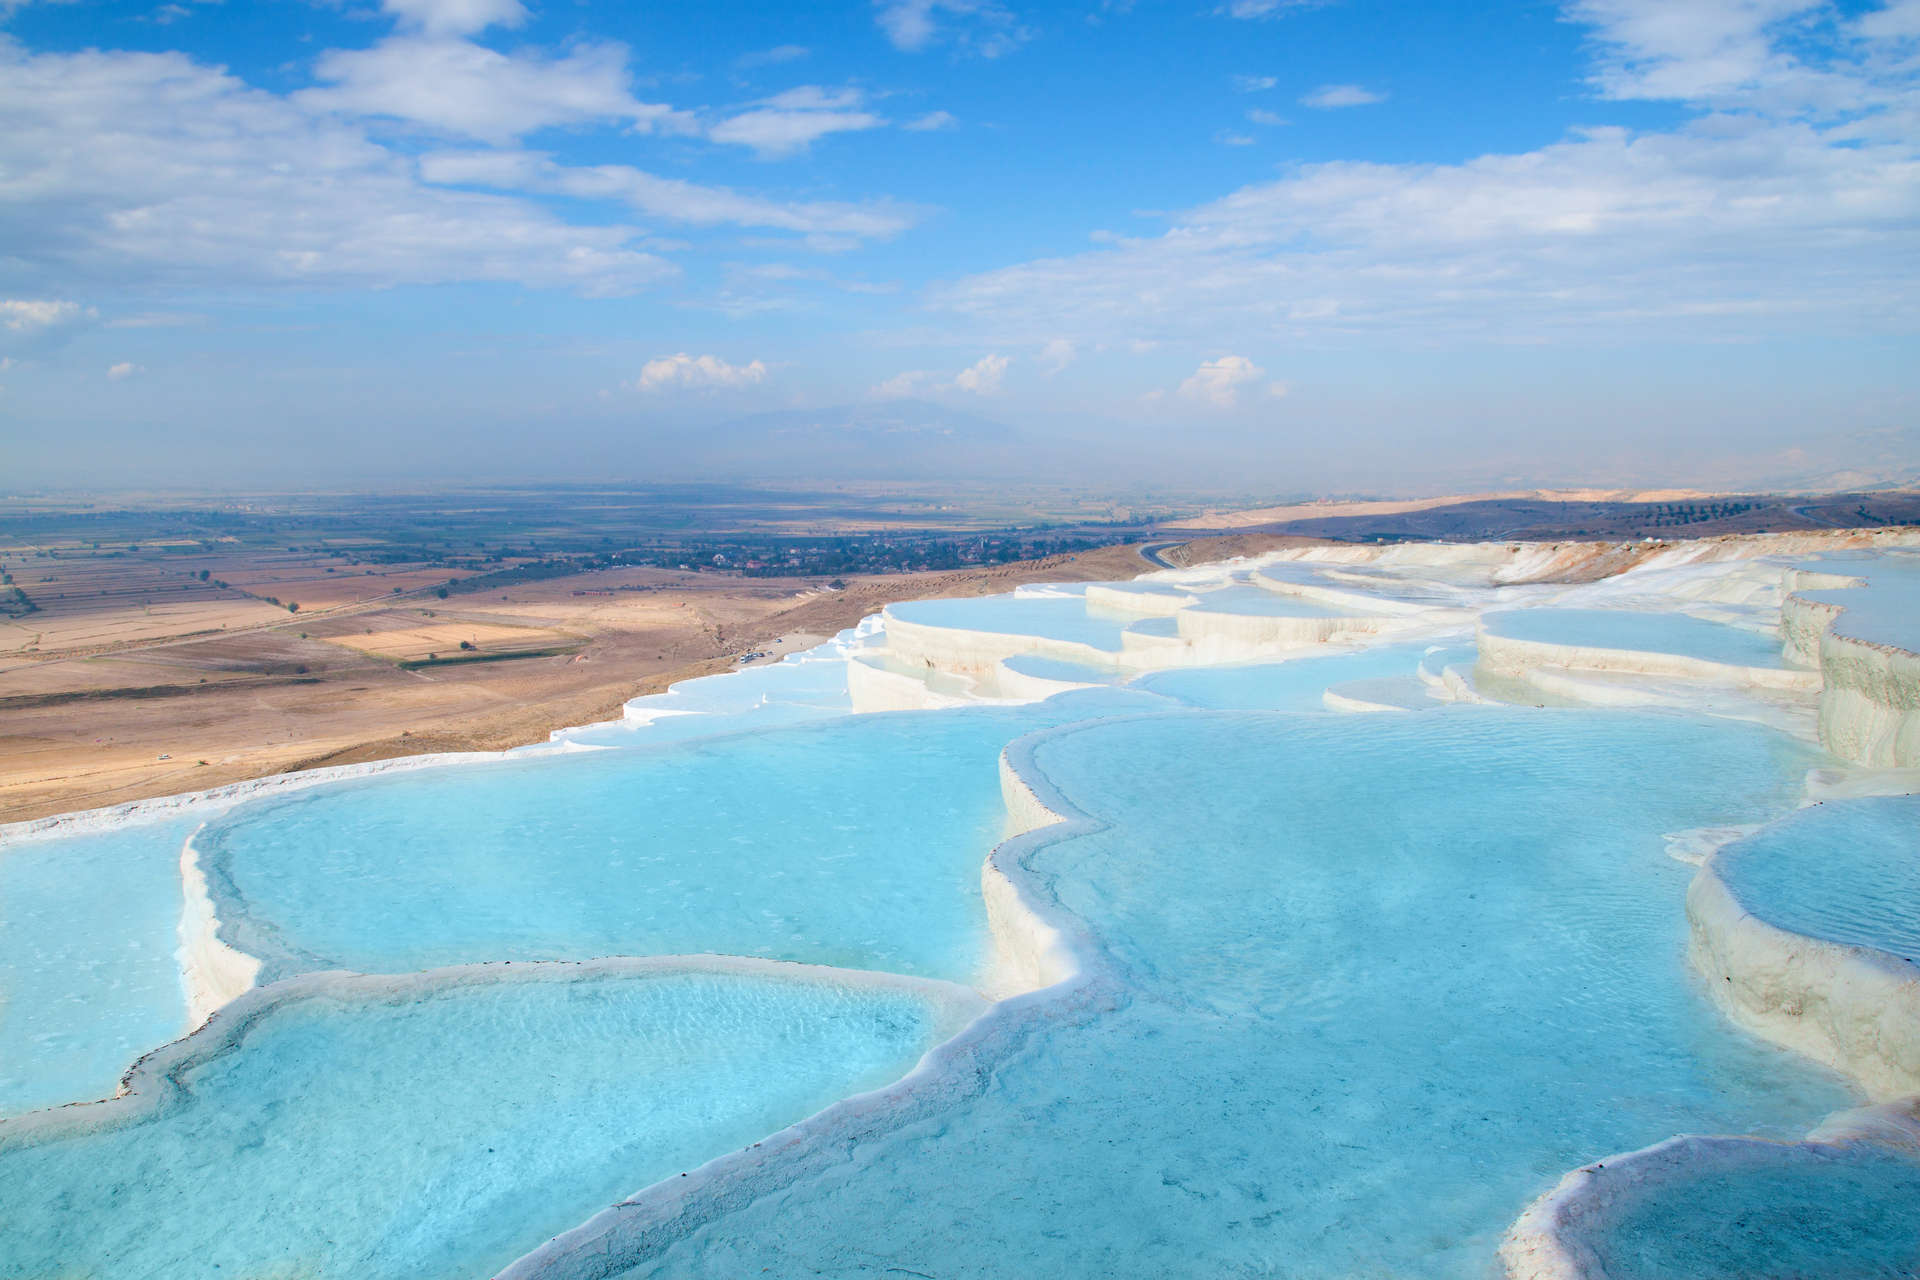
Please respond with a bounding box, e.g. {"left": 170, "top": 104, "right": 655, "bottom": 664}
{"left": 0, "top": 816, "right": 195, "bottom": 1114}
{"left": 0, "top": 965, "right": 964, "bottom": 1280}
{"left": 612, "top": 709, "right": 1852, "bottom": 1279}
{"left": 1716, "top": 795, "right": 1920, "bottom": 962}
{"left": 1484, "top": 608, "right": 1785, "bottom": 667}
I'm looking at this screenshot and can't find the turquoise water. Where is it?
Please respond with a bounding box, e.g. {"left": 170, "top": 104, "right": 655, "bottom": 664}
{"left": 1185, "top": 583, "right": 1344, "bottom": 617}
{"left": 1000, "top": 654, "right": 1125, "bottom": 684}
{"left": 1572, "top": 1144, "right": 1920, "bottom": 1279}
{"left": 887, "top": 596, "right": 1131, "bottom": 650}
{"left": 1717, "top": 796, "right": 1920, "bottom": 962}
{"left": 1484, "top": 608, "right": 1786, "bottom": 667}
{"left": 1794, "top": 552, "right": 1920, "bottom": 653}
{"left": 200, "top": 696, "right": 1162, "bottom": 984}
{"left": 1134, "top": 641, "right": 1439, "bottom": 710}
{"left": 0, "top": 966, "right": 960, "bottom": 1280}
{"left": 1326, "top": 673, "right": 1439, "bottom": 708}
{"left": 614, "top": 710, "right": 1853, "bottom": 1279}
{"left": 0, "top": 817, "right": 194, "bottom": 1115}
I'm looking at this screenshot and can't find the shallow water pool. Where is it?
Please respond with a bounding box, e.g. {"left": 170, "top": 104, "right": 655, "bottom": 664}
{"left": 0, "top": 965, "right": 964, "bottom": 1280}
{"left": 1716, "top": 795, "right": 1920, "bottom": 962}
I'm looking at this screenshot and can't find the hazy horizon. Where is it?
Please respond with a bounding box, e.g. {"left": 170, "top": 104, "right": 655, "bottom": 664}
{"left": 2, "top": 0, "right": 1917, "bottom": 493}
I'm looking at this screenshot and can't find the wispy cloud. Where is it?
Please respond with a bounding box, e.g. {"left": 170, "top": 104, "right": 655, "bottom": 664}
{"left": 0, "top": 43, "right": 680, "bottom": 295}
{"left": 735, "top": 44, "right": 810, "bottom": 70}
{"left": 382, "top": 0, "right": 527, "bottom": 37}
{"left": 1231, "top": 74, "right": 1278, "bottom": 92}
{"left": 1300, "top": 83, "right": 1385, "bottom": 108}
{"left": 106, "top": 361, "right": 144, "bottom": 380}
{"left": 952, "top": 352, "right": 1009, "bottom": 394}
{"left": 631, "top": 353, "right": 768, "bottom": 392}
{"left": 1247, "top": 108, "right": 1288, "bottom": 126}
{"left": 1179, "top": 355, "right": 1271, "bottom": 408}
{"left": 1, "top": 299, "right": 88, "bottom": 332}
{"left": 874, "top": 0, "right": 1029, "bottom": 57}
{"left": 873, "top": 352, "right": 1011, "bottom": 397}
{"left": 419, "top": 150, "right": 919, "bottom": 240}
{"left": 298, "top": 37, "right": 689, "bottom": 144}
{"left": 904, "top": 109, "right": 958, "bottom": 131}
{"left": 708, "top": 85, "right": 885, "bottom": 158}
{"left": 929, "top": 2, "right": 1920, "bottom": 353}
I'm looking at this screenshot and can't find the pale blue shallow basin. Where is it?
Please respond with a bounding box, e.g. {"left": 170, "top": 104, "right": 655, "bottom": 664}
{"left": 199, "top": 695, "right": 1163, "bottom": 985}
{"left": 0, "top": 816, "right": 195, "bottom": 1115}
{"left": 0, "top": 966, "right": 958, "bottom": 1280}
{"left": 1792, "top": 551, "right": 1920, "bottom": 653}
{"left": 1484, "top": 608, "right": 1785, "bottom": 667}
{"left": 610, "top": 709, "right": 1854, "bottom": 1279}
{"left": 1564, "top": 1144, "right": 1920, "bottom": 1279}
{"left": 887, "top": 596, "right": 1131, "bottom": 650}
{"left": 1184, "top": 583, "right": 1345, "bottom": 617}
{"left": 1133, "top": 641, "right": 1439, "bottom": 710}
{"left": 1716, "top": 796, "right": 1920, "bottom": 963}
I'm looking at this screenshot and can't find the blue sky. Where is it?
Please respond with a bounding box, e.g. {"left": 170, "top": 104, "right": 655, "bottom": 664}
{"left": 1, "top": 0, "right": 1916, "bottom": 493}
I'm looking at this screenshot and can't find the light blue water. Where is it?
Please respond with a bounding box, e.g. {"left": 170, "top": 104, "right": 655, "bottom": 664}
{"left": 1484, "top": 608, "right": 1786, "bottom": 667}
{"left": 1716, "top": 796, "right": 1920, "bottom": 963}
{"left": 1794, "top": 552, "right": 1920, "bottom": 653}
{"left": 1000, "top": 654, "right": 1125, "bottom": 684}
{"left": 1134, "top": 641, "right": 1438, "bottom": 710}
{"left": 0, "top": 966, "right": 958, "bottom": 1280}
{"left": 1326, "top": 674, "right": 1439, "bottom": 709}
{"left": 1185, "top": 583, "right": 1344, "bottom": 617}
{"left": 200, "top": 696, "right": 1162, "bottom": 984}
{"left": 0, "top": 816, "right": 194, "bottom": 1115}
{"left": 616, "top": 709, "right": 1852, "bottom": 1279}
{"left": 886, "top": 596, "right": 1130, "bottom": 650}
{"left": 556, "top": 649, "right": 854, "bottom": 748}
{"left": 1571, "top": 1144, "right": 1920, "bottom": 1279}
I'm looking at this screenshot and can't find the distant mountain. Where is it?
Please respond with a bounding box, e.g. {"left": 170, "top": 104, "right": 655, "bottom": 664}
{"left": 687, "top": 400, "right": 1028, "bottom": 480}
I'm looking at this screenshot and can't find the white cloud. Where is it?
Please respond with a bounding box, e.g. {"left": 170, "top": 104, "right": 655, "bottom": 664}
{"left": 419, "top": 150, "right": 918, "bottom": 240}
{"left": 1247, "top": 108, "right": 1288, "bottom": 126}
{"left": 872, "top": 369, "right": 936, "bottom": 398}
{"left": 1, "top": 299, "right": 86, "bottom": 332}
{"left": 106, "top": 361, "right": 143, "bottom": 379}
{"left": 952, "top": 352, "right": 1009, "bottom": 394}
{"left": 1220, "top": 0, "right": 1313, "bottom": 17}
{"left": 928, "top": 7, "right": 1920, "bottom": 352}
{"left": 904, "top": 109, "right": 958, "bottom": 131}
{"left": 632, "top": 353, "right": 768, "bottom": 392}
{"left": 382, "top": 0, "right": 525, "bottom": 37}
{"left": 708, "top": 86, "right": 885, "bottom": 158}
{"left": 1179, "top": 355, "right": 1267, "bottom": 408}
{"left": 1858, "top": 0, "right": 1920, "bottom": 39}
{"left": 0, "top": 42, "right": 679, "bottom": 295}
{"left": 1232, "top": 74, "right": 1278, "bottom": 92}
{"left": 872, "top": 353, "right": 1009, "bottom": 397}
{"left": 1038, "top": 337, "right": 1075, "bottom": 373}
{"left": 736, "top": 44, "right": 810, "bottom": 69}
{"left": 298, "top": 37, "right": 686, "bottom": 144}
{"left": 875, "top": 0, "right": 1028, "bottom": 56}
{"left": 1300, "top": 83, "right": 1385, "bottom": 108}
{"left": 1567, "top": 0, "right": 1821, "bottom": 104}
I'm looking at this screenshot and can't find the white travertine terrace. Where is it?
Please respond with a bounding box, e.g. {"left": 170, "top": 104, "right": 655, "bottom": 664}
{"left": 1081, "top": 582, "right": 1196, "bottom": 616}
{"left": 1251, "top": 567, "right": 1430, "bottom": 616}
{"left": 879, "top": 613, "right": 1123, "bottom": 679}
{"left": 176, "top": 830, "right": 262, "bottom": 1029}
{"left": 1475, "top": 622, "right": 1822, "bottom": 692}
{"left": 1777, "top": 562, "right": 1920, "bottom": 768}
{"left": 1688, "top": 858, "right": 1920, "bottom": 1101}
